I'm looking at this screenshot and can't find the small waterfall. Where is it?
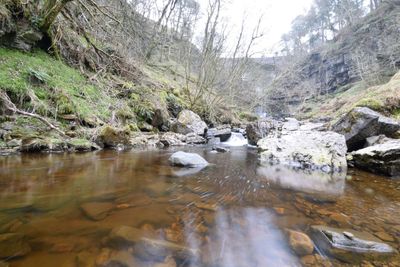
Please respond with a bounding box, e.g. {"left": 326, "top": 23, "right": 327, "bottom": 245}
{"left": 223, "top": 132, "right": 248, "bottom": 146}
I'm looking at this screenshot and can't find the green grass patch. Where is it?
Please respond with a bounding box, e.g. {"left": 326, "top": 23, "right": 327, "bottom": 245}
{"left": 0, "top": 47, "right": 113, "bottom": 121}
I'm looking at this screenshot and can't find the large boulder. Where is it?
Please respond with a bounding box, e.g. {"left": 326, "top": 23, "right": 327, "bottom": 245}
{"left": 96, "top": 126, "right": 130, "bottom": 148}
{"left": 282, "top": 118, "right": 300, "bottom": 131}
{"left": 170, "top": 110, "right": 207, "bottom": 135}
{"left": 332, "top": 107, "right": 400, "bottom": 151}
{"left": 169, "top": 151, "right": 208, "bottom": 168}
{"left": 351, "top": 138, "right": 400, "bottom": 176}
{"left": 258, "top": 130, "right": 347, "bottom": 173}
{"left": 152, "top": 109, "right": 170, "bottom": 131}
{"left": 207, "top": 125, "right": 232, "bottom": 142}
{"left": 246, "top": 119, "right": 282, "bottom": 146}
{"left": 310, "top": 225, "right": 396, "bottom": 264}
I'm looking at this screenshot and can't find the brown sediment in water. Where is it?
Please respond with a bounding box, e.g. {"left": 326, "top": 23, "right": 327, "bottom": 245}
{"left": 0, "top": 147, "right": 399, "bottom": 267}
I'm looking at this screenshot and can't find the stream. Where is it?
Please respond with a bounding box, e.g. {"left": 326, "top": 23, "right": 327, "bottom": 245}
{"left": 0, "top": 139, "right": 399, "bottom": 266}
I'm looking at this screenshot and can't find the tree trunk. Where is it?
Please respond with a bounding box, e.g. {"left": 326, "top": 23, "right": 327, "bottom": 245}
{"left": 40, "top": 0, "right": 73, "bottom": 33}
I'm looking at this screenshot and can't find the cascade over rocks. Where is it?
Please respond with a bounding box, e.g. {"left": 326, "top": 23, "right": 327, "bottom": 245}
{"left": 332, "top": 107, "right": 400, "bottom": 151}
{"left": 170, "top": 110, "right": 207, "bottom": 136}
{"left": 206, "top": 125, "right": 232, "bottom": 142}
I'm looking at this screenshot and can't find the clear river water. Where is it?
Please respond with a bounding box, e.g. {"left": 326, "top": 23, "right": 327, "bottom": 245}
{"left": 0, "top": 143, "right": 399, "bottom": 267}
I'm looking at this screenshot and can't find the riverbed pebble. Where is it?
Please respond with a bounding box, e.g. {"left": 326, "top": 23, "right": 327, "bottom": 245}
{"left": 286, "top": 230, "right": 314, "bottom": 256}
{"left": 80, "top": 202, "right": 114, "bottom": 221}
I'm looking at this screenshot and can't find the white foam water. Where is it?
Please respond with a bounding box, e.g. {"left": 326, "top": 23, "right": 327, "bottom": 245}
{"left": 223, "top": 132, "right": 248, "bottom": 146}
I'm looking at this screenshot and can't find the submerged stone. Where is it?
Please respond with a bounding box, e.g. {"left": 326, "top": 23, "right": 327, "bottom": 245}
{"left": 169, "top": 151, "right": 208, "bottom": 168}
{"left": 286, "top": 230, "right": 314, "bottom": 256}
{"left": 134, "top": 238, "right": 198, "bottom": 262}
{"left": 0, "top": 233, "right": 31, "bottom": 259}
{"left": 310, "top": 225, "right": 397, "bottom": 263}
{"left": 80, "top": 202, "right": 114, "bottom": 221}
{"left": 76, "top": 251, "right": 97, "bottom": 267}
{"left": 108, "top": 225, "right": 154, "bottom": 247}
{"left": 104, "top": 250, "right": 139, "bottom": 267}
{"left": 151, "top": 256, "right": 177, "bottom": 267}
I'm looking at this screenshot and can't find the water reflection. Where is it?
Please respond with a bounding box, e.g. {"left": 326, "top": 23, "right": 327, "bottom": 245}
{"left": 200, "top": 208, "right": 300, "bottom": 267}
{"left": 257, "top": 165, "right": 346, "bottom": 200}
{"left": 0, "top": 148, "right": 399, "bottom": 266}
{"left": 171, "top": 166, "right": 207, "bottom": 177}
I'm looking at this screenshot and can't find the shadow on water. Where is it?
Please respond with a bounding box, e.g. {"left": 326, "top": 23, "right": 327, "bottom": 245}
{"left": 0, "top": 146, "right": 399, "bottom": 266}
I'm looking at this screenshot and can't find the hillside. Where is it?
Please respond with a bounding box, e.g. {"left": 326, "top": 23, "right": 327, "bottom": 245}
{"left": 264, "top": 1, "right": 400, "bottom": 119}
{"left": 0, "top": 0, "right": 244, "bottom": 154}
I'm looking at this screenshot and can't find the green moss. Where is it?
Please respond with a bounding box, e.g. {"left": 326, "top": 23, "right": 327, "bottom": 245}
{"left": 116, "top": 106, "right": 134, "bottom": 120}
{"left": 55, "top": 94, "right": 74, "bottom": 115}
{"left": 129, "top": 92, "right": 154, "bottom": 122}
{"left": 354, "top": 98, "right": 384, "bottom": 111}
{"left": 392, "top": 108, "right": 400, "bottom": 119}
{"left": 68, "top": 138, "right": 93, "bottom": 150}
{"left": 0, "top": 47, "right": 113, "bottom": 122}
{"left": 127, "top": 123, "right": 139, "bottom": 132}
{"left": 238, "top": 111, "right": 258, "bottom": 122}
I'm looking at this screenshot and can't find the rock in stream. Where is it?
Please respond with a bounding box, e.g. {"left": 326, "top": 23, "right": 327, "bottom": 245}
{"left": 310, "top": 225, "right": 397, "bottom": 264}
{"left": 169, "top": 151, "right": 209, "bottom": 168}
{"left": 258, "top": 130, "right": 347, "bottom": 172}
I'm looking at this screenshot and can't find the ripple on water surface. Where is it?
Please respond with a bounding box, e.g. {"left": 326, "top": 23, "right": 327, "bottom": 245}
{"left": 0, "top": 147, "right": 399, "bottom": 267}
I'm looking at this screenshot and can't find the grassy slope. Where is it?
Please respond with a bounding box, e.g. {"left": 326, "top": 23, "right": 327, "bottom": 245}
{"left": 299, "top": 72, "right": 400, "bottom": 121}
{"left": 0, "top": 47, "right": 194, "bottom": 146}
{"left": 0, "top": 48, "right": 114, "bottom": 122}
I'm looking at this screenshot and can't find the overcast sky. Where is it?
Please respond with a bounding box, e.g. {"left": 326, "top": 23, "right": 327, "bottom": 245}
{"left": 198, "top": 0, "right": 314, "bottom": 56}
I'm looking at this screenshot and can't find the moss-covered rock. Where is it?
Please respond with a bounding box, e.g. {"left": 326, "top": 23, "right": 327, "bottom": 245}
{"left": 96, "top": 126, "right": 131, "bottom": 148}
{"left": 68, "top": 138, "right": 99, "bottom": 152}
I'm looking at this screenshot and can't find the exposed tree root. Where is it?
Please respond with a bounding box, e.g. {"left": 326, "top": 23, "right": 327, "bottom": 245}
{"left": 0, "top": 91, "right": 67, "bottom": 137}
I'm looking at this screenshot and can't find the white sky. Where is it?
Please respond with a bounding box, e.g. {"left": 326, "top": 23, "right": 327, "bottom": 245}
{"left": 198, "top": 0, "right": 314, "bottom": 56}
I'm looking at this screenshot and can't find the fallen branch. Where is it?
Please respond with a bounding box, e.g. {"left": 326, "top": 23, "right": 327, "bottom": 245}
{"left": 0, "top": 91, "right": 67, "bottom": 137}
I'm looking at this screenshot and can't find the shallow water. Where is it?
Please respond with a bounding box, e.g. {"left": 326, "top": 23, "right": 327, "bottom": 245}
{"left": 0, "top": 146, "right": 399, "bottom": 266}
